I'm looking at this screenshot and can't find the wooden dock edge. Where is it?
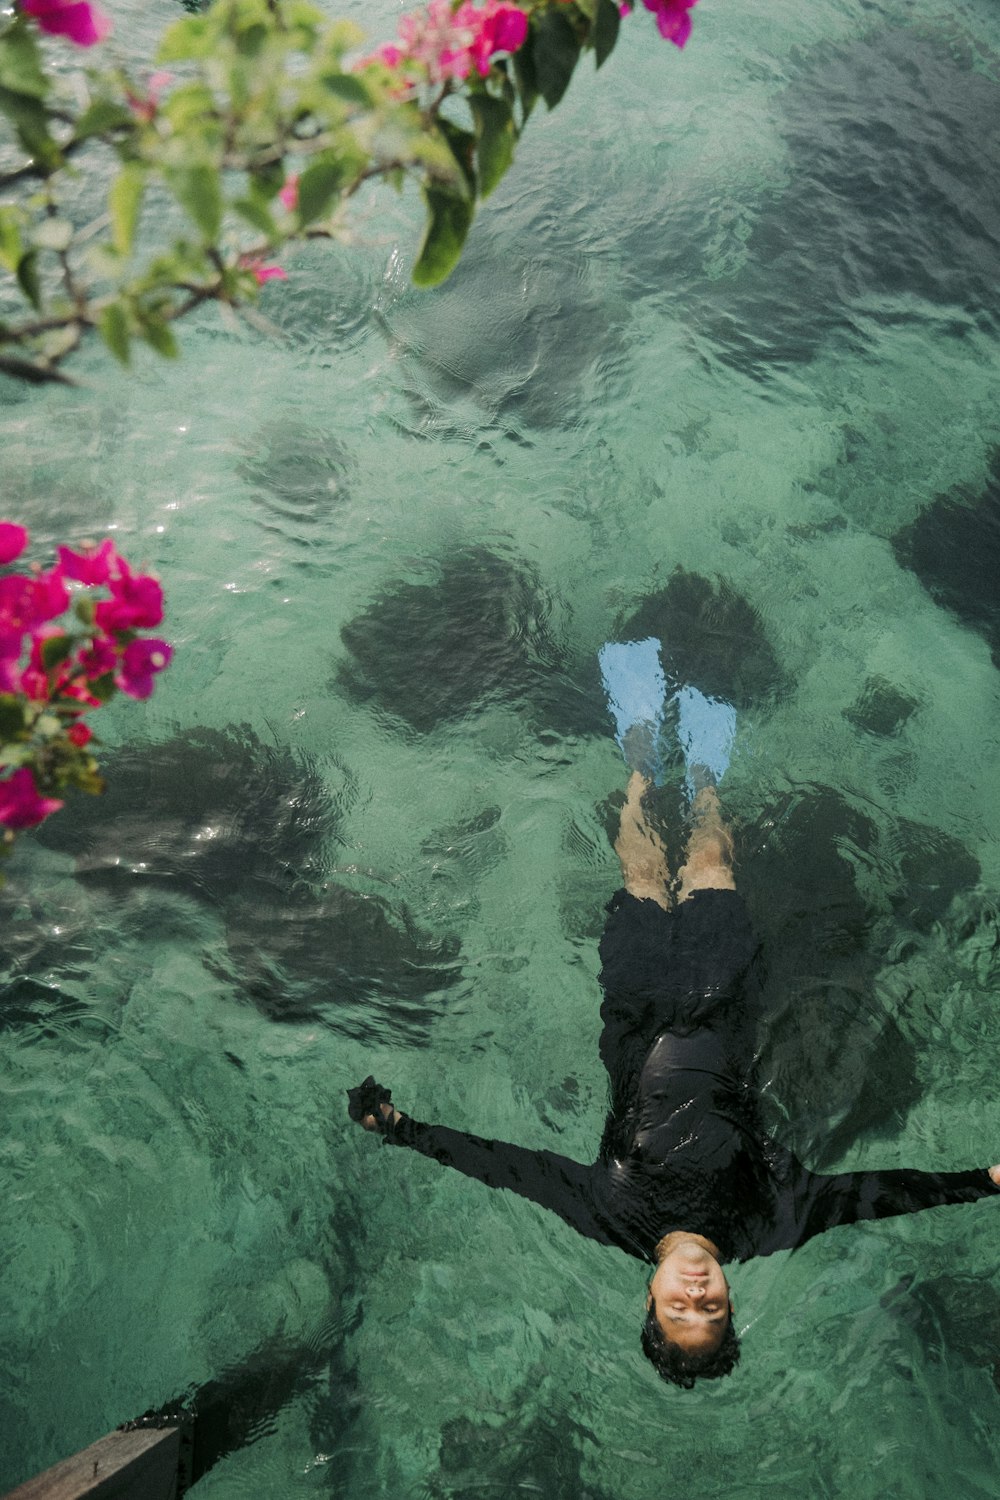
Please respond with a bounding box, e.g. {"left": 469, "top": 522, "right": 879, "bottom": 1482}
{"left": 2, "top": 1419, "right": 192, "bottom": 1500}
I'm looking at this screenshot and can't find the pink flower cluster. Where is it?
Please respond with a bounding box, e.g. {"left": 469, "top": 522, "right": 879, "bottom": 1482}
{"left": 638, "top": 0, "right": 698, "bottom": 47}
{"left": 371, "top": 0, "right": 529, "bottom": 85}
{"left": 19, "top": 0, "right": 111, "bottom": 48}
{"left": 0, "top": 523, "right": 172, "bottom": 831}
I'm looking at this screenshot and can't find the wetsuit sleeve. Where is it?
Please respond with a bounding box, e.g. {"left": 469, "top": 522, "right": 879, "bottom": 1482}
{"left": 386, "top": 1115, "right": 606, "bottom": 1244}
{"left": 785, "top": 1162, "right": 1000, "bottom": 1250}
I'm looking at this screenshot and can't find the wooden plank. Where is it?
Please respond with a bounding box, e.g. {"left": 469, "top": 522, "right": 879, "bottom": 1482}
{"left": 2, "top": 1425, "right": 183, "bottom": 1500}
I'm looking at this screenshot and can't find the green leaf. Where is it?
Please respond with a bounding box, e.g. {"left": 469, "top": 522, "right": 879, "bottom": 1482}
{"left": 0, "top": 695, "right": 28, "bottom": 742}
{"left": 593, "top": 0, "right": 621, "bottom": 67}
{"left": 0, "top": 86, "right": 60, "bottom": 170}
{"left": 33, "top": 218, "right": 73, "bottom": 254}
{"left": 74, "top": 597, "right": 96, "bottom": 628}
{"left": 512, "top": 37, "right": 539, "bottom": 120}
{"left": 233, "top": 196, "right": 277, "bottom": 237}
{"left": 156, "top": 15, "right": 214, "bottom": 62}
{"left": 296, "top": 154, "right": 352, "bottom": 225}
{"left": 0, "top": 208, "right": 23, "bottom": 274}
{"left": 0, "top": 20, "right": 48, "bottom": 100}
{"left": 108, "top": 165, "right": 145, "bottom": 258}
{"left": 99, "top": 302, "right": 131, "bottom": 365}
{"left": 87, "top": 671, "right": 117, "bottom": 704}
{"left": 40, "top": 634, "right": 73, "bottom": 672}
{"left": 316, "top": 72, "right": 373, "bottom": 107}
{"left": 532, "top": 9, "right": 581, "bottom": 109}
{"left": 471, "top": 94, "right": 516, "bottom": 199}
{"left": 438, "top": 120, "right": 476, "bottom": 195}
{"left": 74, "top": 97, "right": 133, "bottom": 139}
{"left": 16, "top": 250, "right": 40, "bottom": 311}
{"left": 412, "top": 187, "right": 474, "bottom": 289}
{"left": 167, "top": 165, "right": 223, "bottom": 242}
{"left": 136, "top": 313, "right": 179, "bottom": 358}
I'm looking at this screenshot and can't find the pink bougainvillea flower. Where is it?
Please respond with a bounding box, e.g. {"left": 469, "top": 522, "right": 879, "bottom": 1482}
{"left": 0, "top": 571, "right": 70, "bottom": 634}
{"left": 20, "top": 0, "right": 111, "bottom": 47}
{"left": 465, "top": 0, "right": 528, "bottom": 75}
{"left": 56, "top": 538, "right": 120, "bottom": 588}
{"left": 0, "top": 523, "right": 29, "bottom": 567}
{"left": 0, "top": 628, "right": 24, "bottom": 693}
{"left": 369, "top": 0, "right": 528, "bottom": 84}
{"left": 67, "top": 720, "right": 93, "bottom": 747}
{"left": 641, "top": 0, "right": 697, "bottom": 46}
{"left": 238, "top": 256, "right": 288, "bottom": 287}
{"left": 0, "top": 767, "right": 64, "bottom": 829}
{"left": 77, "top": 634, "right": 117, "bottom": 681}
{"left": 125, "top": 70, "right": 172, "bottom": 123}
{"left": 278, "top": 176, "right": 300, "bottom": 211}
{"left": 95, "top": 569, "right": 164, "bottom": 633}
{"left": 116, "top": 638, "right": 172, "bottom": 699}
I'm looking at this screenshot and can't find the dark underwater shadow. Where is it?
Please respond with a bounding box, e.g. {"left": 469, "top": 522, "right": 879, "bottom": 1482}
{"left": 625, "top": 29, "right": 1000, "bottom": 378}
{"left": 30, "top": 724, "right": 463, "bottom": 1043}
{"left": 236, "top": 417, "right": 357, "bottom": 527}
{"left": 892, "top": 446, "right": 1000, "bottom": 672}
{"left": 740, "top": 784, "right": 980, "bottom": 1167}
{"left": 338, "top": 556, "right": 788, "bottom": 752}
{"left": 337, "top": 544, "right": 593, "bottom": 737}
{"left": 376, "top": 230, "right": 631, "bottom": 435}
{"left": 615, "top": 567, "right": 789, "bottom": 711}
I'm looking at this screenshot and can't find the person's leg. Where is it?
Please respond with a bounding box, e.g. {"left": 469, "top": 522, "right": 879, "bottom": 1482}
{"left": 676, "top": 784, "right": 735, "bottom": 901}
{"left": 614, "top": 770, "right": 673, "bottom": 910}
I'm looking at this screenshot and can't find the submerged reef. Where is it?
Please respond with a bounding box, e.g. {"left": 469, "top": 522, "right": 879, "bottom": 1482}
{"left": 617, "top": 567, "right": 787, "bottom": 710}
{"left": 378, "top": 233, "right": 629, "bottom": 434}
{"left": 626, "top": 30, "right": 1000, "bottom": 375}
{"left": 337, "top": 545, "right": 564, "bottom": 733}
{"left": 237, "top": 418, "right": 357, "bottom": 521}
{"left": 26, "top": 724, "right": 462, "bottom": 1042}
{"left": 892, "top": 447, "right": 1000, "bottom": 671}
{"left": 741, "top": 784, "right": 979, "bottom": 1166}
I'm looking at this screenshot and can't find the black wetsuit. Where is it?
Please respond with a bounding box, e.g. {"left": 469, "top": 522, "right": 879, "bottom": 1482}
{"left": 380, "top": 890, "right": 999, "bottom": 1265}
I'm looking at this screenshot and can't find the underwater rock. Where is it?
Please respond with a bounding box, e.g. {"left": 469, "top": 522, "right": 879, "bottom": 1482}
{"left": 220, "top": 882, "right": 462, "bottom": 1044}
{"left": 32, "top": 724, "right": 464, "bottom": 1035}
{"left": 884, "top": 816, "right": 982, "bottom": 936}
{"left": 741, "top": 786, "right": 980, "bottom": 1163}
{"left": 891, "top": 448, "right": 1000, "bottom": 671}
{"left": 742, "top": 787, "right": 904, "bottom": 1161}
{"left": 626, "top": 31, "right": 1000, "bottom": 375}
{"left": 889, "top": 1274, "right": 1000, "bottom": 1396}
{"left": 337, "top": 546, "right": 562, "bottom": 732}
{"left": 617, "top": 568, "right": 787, "bottom": 710}
{"left": 430, "top": 1406, "right": 611, "bottom": 1500}
{"left": 36, "top": 724, "right": 337, "bottom": 903}
{"left": 379, "top": 236, "right": 629, "bottom": 433}
{"left": 237, "top": 418, "right": 356, "bottom": 519}
{"left": 843, "top": 676, "right": 920, "bottom": 737}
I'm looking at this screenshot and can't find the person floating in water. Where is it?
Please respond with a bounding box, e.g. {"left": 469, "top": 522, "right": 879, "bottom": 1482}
{"left": 348, "top": 638, "right": 1000, "bottom": 1388}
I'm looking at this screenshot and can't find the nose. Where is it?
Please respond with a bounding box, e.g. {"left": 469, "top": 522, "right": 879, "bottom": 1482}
{"left": 686, "top": 1283, "right": 706, "bottom": 1302}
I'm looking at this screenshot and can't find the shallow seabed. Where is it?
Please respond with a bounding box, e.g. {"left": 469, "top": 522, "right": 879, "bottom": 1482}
{"left": 3, "top": 0, "right": 1000, "bottom": 1493}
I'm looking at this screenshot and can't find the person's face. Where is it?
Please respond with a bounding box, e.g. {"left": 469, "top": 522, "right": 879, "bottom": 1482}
{"left": 646, "top": 1235, "right": 732, "bottom": 1357}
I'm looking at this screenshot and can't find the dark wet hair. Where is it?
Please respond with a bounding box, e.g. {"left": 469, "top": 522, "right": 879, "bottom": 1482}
{"left": 641, "top": 1300, "right": 741, "bottom": 1389}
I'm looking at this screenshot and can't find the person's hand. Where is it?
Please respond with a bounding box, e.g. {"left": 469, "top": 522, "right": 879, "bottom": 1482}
{"left": 360, "top": 1101, "right": 401, "bottom": 1132}
{"left": 988, "top": 1164, "right": 1000, "bottom": 1187}
{"left": 347, "top": 1075, "right": 401, "bottom": 1134}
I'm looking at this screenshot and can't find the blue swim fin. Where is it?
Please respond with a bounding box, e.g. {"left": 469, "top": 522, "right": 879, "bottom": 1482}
{"left": 675, "top": 685, "right": 736, "bottom": 800}
{"left": 598, "top": 638, "right": 672, "bottom": 781}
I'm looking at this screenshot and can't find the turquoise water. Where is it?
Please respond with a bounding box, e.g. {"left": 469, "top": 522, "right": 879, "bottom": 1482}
{"left": 3, "top": 0, "right": 1000, "bottom": 1492}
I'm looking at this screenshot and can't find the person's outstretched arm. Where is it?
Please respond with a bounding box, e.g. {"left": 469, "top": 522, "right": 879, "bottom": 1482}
{"left": 766, "top": 1145, "right": 1000, "bottom": 1253}
{"left": 347, "top": 1076, "right": 609, "bottom": 1246}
